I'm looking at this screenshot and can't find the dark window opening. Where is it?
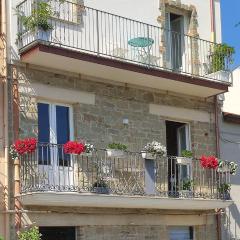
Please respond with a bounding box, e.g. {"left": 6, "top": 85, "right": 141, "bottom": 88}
{"left": 39, "top": 227, "right": 76, "bottom": 240}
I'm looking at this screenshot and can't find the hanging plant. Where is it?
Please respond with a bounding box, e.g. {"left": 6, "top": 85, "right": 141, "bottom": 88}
{"left": 64, "top": 141, "right": 85, "bottom": 155}
{"left": 210, "top": 43, "right": 235, "bottom": 72}
{"left": 12, "top": 138, "right": 37, "bottom": 156}
{"left": 200, "top": 155, "right": 218, "bottom": 169}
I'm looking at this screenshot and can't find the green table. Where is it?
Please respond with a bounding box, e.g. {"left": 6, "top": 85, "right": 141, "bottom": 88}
{"left": 128, "top": 37, "right": 154, "bottom": 63}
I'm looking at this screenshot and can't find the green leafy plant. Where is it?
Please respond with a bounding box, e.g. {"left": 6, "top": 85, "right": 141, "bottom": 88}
{"left": 16, "top": 0, "right": 66, "bottom": 34}
{"left": 181, "top": 150, "right": 193, "bottom": 158}
{"left": 17, "top": 1, "right": 53, "bottom": 33}
{"left": 210, "top": 43, "right": 235, "bottom": 72}
{"left": 218, "top": 183, "right": 231, "bottom": 194}
{"left": 18, "top": 226, "right": 41, "bottom": 240}
{"left": 0, "top": 236, "right": 4, "bottom": 240}
{"left": 93, "top": 178, "right": 108, "bottom": 188}
{"left": 107, "top": 142, "right": 127, "bottom": 151}
{"left": 182, "top": 179, "right": 194, "bottom": 191}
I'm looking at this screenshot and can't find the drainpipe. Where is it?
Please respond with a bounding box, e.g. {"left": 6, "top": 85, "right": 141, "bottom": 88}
{"left": 210, "top": 2, "right": 222, "bottom": 239}
{"left": 5, "top": 0, "right": 17, "bottom": 238}
{"left": 210, "top": 0, "right": 216, "bottom": 42}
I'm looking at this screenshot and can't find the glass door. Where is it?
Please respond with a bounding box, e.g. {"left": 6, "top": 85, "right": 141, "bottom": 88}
{"left": 38, "top": 102, "right": 74, "bottom": 189}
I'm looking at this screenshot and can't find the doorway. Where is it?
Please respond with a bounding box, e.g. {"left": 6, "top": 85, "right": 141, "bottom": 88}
{"left": 165, "top": 12, "right": 185, "bottom": 71}
{"left": 39, "top": 227, "right": 76, "bottom": 240}
{"left": 166, "top": 120, "right": 191, "bottom": 194}
{"left": 37, "top": 102, "right": 74, "bottom": 188}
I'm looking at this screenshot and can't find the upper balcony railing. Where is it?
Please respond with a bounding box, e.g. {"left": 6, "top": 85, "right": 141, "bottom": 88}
{"left": 16, "top": 0, "right": 232, "bottom": 83}
{"left": 20, "top": 143, "right": 231, "bottom": 200}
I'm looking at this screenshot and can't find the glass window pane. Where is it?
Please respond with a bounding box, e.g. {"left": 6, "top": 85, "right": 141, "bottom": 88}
{"left": 56, "top": 105, "right": 70, "bottom": 166}
{"left": 37, "top": 103, "right": 50, "bottom": 165}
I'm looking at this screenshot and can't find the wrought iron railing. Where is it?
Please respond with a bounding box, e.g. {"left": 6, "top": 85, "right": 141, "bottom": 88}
{"left": 16, "top": 0, "right": 232, "bottom": 83}
{"left": 20, "top": 144, "right": 231, "bottom": 200}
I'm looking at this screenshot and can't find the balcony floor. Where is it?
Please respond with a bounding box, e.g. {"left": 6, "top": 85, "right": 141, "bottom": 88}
{"left": 20, "top": 43, "right": 229, "bottom": 98}
{"left": 18, "top": 192, "right": 233, "bottom": 210}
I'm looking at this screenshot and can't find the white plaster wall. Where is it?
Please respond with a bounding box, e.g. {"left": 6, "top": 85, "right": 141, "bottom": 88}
{"left": 9, "top": 0, "right": 222, "bottom": 60}
{"left": 220, "top": 66, "right": 240, "bottom": 239}
{"left": 223, "top": 67, "right": 240, "bottom": 115}
{"left": 220, "top": 121, "right": 240, "bottom": 239}
{"left": 85, "top": 0, "right": 221, "bottom": 42}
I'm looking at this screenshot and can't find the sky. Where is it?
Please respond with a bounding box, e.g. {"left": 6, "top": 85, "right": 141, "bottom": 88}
{"left": 221, "top": 0, "right": 240, "bottom": 69}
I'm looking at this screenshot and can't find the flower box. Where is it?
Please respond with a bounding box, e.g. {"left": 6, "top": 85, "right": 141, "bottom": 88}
{"left": 141, "top": 152, "right": 156, "bottom": 160}
{"left": 176, "top": 157, "right": 192, "bottom": 165}
{"left": 106, "top": 149, "right": 126, "bottom": 158}
{"left": 81, "top": 152, "right": 93, "bottom": 157}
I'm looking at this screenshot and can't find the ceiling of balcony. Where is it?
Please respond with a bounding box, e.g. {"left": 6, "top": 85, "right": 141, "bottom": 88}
{"left": 20, "top": 44, "right": 229, "bottom": 98}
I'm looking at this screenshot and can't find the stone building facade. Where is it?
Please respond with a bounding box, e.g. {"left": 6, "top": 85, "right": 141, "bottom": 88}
{"left": 18, "top": 65, "right": 216, "bottom": 156}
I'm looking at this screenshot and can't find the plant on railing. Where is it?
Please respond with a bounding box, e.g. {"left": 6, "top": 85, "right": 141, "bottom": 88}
{"left": 92, "top": 178, "right": 109, "bottom": 194}
{"left": 210, "top": 43, "right": 235, "bottom": 72}
{"left": 229, "top": 161, "right": 238, "bottom": 175}
{"left": 63, "top": 141, "right": 85, "bottom": 155}
{"left": 200, "top": 155, "right": 219, "bottom": 169}
{"left": 18, "top": 226, "right": 41, "bottom": 240}
{"left": 17, "top": 1, "right": 53, "bottom": 33}
{"left": 218, "top": 183, "right": 231, "bottom": 196}
{"left": 218, "top": 160, "right": 238, "bottom": 175}
{"left": 106, "top": 142, "right": 127, "bottom": 158}
{"left": 16, "top": 0, "right": 66, "bottom": 35}
{"left": 181, "top": 150, "right": 193, "bottom": 158}
{"left": 182, "top": 179, "right": 194, "bottom": 191}
{"left": 107, "top": 142, "right": 127, "bottom": 151}
{"left": 84, "top": 143, "right": 95, "bottom": 154}
{"left": 143, "top": 141, "right": 166, "bottom": 157}
{"left": 10, "top": 138, "right": 37, "bottom": 159}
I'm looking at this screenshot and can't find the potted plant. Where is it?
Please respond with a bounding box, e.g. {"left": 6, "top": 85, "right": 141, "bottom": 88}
{"left": 176, "top": 150, "right": 193, "bottom": 164}
{"left": 218, "top": 183, "right": 231, "bottom": 200}
{"left": 63, "top": 141, "right": 85, "bottom": 155}
{"left": 11, "top": 138, "right": 37, "bottom": 159}
{"left": 16, "top": 1, "right": 54, "bottom": 46}
{"left": 82, "top": 143, "right": 95, "bottom": 157}
{"left": 200, "top": 155, "right": 219, "bottom": 169}
{"left": 207, "top": 43, "right": 235, "bottom": 81}
{"left": 92, "top": 178, "right": 109, "bottom": 194}
{"left": 141, "top": 141, "right": 166, "bottom": 160}
{"left": 106, "top": 142, "right": 127, "bottom": 158}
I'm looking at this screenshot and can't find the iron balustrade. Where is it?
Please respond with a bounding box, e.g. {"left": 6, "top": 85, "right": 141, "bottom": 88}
{"left": 20, "top": 143, "right": 231, "bottom": 200}
{"left": 17, "top": 0, "right": 232, "bottom": 83}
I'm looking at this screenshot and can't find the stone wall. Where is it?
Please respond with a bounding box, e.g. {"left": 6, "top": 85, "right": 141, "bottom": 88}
{"left": 76, "top": 225, "right": 217, "bottom": 240}
{"left": 17, "top": 65, "right": 216, "bottom": 156}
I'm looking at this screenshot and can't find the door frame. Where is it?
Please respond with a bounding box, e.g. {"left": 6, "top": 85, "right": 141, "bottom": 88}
{"left": 37, "top": 100, "right": 74, "bottom": 166}
{"left": 165, "top": 118, "right": 192, "bottom": 153}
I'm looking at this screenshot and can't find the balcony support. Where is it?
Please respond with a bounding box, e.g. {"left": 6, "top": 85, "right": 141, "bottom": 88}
{"left": 145, "top": 159, "right": 156, "bottom": 195}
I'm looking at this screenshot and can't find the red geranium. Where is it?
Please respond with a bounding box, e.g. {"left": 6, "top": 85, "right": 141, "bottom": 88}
{"left": 64, "top": 141, "right": 85, "bottom": 155}
{"left": 14, "top": 138, "right": 37, "bottom": 155}
{"left": 200, "top": 155, "right": 219, "bottom": 169}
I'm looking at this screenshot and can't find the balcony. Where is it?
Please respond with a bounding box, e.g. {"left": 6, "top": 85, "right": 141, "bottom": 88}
{"left": 18, "top": 144, "right": 233, "bottom": 210}
{"left": 16, "top": 1, "right": 231, "bottom": 98}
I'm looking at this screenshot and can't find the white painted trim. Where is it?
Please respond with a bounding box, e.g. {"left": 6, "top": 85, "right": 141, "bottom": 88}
{"left": 19, "top": 82, "right": 95, "bottom": 105}
{"left": 150, "top": 104, "right": 210, "bottom": 123}
{"left": 19, "top": 192, "right": 233, "bottom": 210}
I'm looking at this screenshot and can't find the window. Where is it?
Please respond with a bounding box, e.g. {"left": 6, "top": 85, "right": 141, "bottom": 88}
{"left": 37, "top": 102, "right": 73, "bottom": 166}
{"left": 169, "top": 226, "right": 194, "bottom": 240}
{"left": 39, "top": 227, "right": 76, "bottom": 240}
